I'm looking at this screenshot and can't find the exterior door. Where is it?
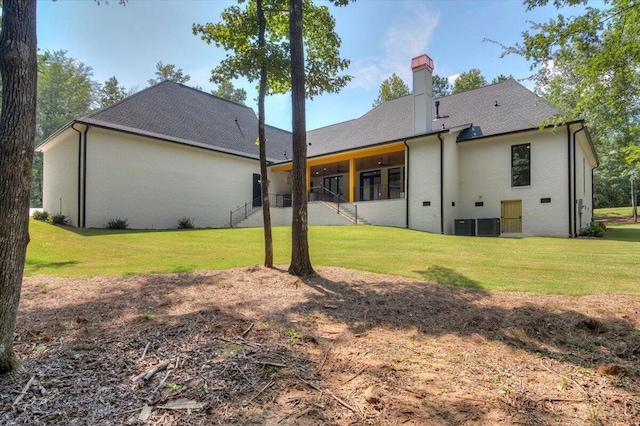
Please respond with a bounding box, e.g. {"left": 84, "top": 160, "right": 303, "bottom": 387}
{"left": 501, "top": 200, "right": 522, "bottom": 233}
{"left": 323, "top": 175, "right": 343, "bottom": 196}
{"left": 360, "top": 170, "right": 381, "bottom": 201}
{"left": 252, "top": 173, "right": 262, "bottom": 207}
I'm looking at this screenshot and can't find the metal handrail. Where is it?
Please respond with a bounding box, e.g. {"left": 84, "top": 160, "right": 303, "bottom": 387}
{"left": 229, "top": 193, "right": 292, "bottom": 227}
{"left": 308, "top": 186, "right": 358, "bottom": 224}
{"left": 229, "top": 195, "right": 262, "bottom": 228}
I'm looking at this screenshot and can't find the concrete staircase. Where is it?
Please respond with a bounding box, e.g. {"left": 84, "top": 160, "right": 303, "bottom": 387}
{"left": 320, "top": 201, "right": 369, "bottom": 225}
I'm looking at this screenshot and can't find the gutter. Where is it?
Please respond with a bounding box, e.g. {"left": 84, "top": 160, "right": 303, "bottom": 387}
{"left": 572, "top": 124, "right": 585, "bottom": 236}
{"left": 403, "top": 139, "right": 409, "bottom": 228}
{"left": 82, "top": 126, "right": 89, "bottom": 228}
{"left": 70, "top": 122, "right": 82, "bottom": 227}
{"left": 438, "top": 133, "right": 444, "bottom": 234}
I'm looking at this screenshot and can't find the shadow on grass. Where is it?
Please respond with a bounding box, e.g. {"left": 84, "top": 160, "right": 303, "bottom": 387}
{"left": 59, "top": 225, "right": 208, "bottom": 237}
{"left": 602, "top": 226, "right": 640, "bottom": 242}
{"left": 415, "top": 265, "right": 482, "bottom": 288}
{"left": 24, "top": 259, "right": 79, "bottom": 273}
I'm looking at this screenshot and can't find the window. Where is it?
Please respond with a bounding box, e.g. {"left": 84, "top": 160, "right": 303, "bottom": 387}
{"left": 511, "top": 143, "right": 530, "bottom": 187}
{"left": 388, "top": 167, "right": 402, "bottom": 199}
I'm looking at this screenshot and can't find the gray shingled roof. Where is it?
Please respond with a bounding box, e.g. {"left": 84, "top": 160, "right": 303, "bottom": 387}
{"left": 50, "top": 79, "right": 561, "bottom": 164}
{"left": 80, "top": 81, "right": 292, "bottom": 163}
{"left": 306, "top": 79, "right": 562, "bottom": 158}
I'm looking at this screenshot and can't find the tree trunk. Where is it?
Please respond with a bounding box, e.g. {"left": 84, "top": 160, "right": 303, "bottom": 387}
{"left": 257, "top": 0, "right": 273, "bottom": 268}
{"left": 288, "top": 0, "right": 314, "bottom": 276}
{"left": 0, "top": 0, "right": 38, "bottom": 374}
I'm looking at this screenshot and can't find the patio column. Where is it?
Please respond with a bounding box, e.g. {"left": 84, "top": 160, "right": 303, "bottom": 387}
{"left": 306, "top": 166, "right": 311, "bottom": 192}
{"left": 349, "top": 157, "right": 355, "bottom": 202}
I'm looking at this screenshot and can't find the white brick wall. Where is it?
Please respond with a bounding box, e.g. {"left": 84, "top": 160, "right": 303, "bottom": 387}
{"left": 84, "top": 128, "right": 261, "bottom": 229}
{"left": 41, "top": 131, "right": 80, "bottom": 226}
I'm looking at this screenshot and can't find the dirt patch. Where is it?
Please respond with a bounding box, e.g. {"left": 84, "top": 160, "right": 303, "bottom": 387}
{"left": 2, "top": 266, "right": 639, "bottom": 425}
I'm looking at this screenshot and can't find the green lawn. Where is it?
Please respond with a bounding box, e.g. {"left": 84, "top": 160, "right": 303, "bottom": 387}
{"left": 25, "top": 211, "right": 639, "bottom": 295}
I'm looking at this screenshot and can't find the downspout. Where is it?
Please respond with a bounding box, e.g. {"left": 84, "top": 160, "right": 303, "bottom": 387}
{"left": 567, "top": 125, "right": 572, "bottom": 237}
{"left": 403, "top": 139, "right": 409, "bottom": 228}
{"left": 82, "top": 126, "right": 89, "bottom": 228}
{"left": 591, "top": 167, "right": 595, "bottom": 223}
{"left": 70, "top": 123, "right": 82, "bottom": 227}
{"left": 438, "top": 133, "right": 444, "bottom": 234}
{"left": 572, "top": 124, "right": 585, "bottom": 237}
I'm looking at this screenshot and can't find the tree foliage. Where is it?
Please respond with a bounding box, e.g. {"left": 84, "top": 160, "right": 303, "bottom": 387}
{"left": 372, "top": 73, "right": 409, "bottom": 107}
{"left": 211, "top": 80, "right": 247, "bottom": 104}
{"left": 432, "top": 74, "right": 450, "bottom": 98}
{"left": 32, "top": 50, "right": 96, "bottom": 206}
{"left": 37, "top": 50, "right": 96, "bottom": 139}
{"left": 193, "top": 0, "right": 352, "bottom": 99}
{"left": 147, "top": 61, "right": 191, "bottom": 85}
{"left": 451, "top": 68, "right": 487, "bottom": 93}
{"left": 99, "top": 76, "right": 128, "bottom": 108}
{"left": 510, "top": 0, "right": 640, "bottom": 208}
{"left": 492, "top": 74, "right": 513, "bottom": 84}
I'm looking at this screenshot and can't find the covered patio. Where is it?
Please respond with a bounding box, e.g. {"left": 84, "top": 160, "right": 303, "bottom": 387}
{"left": 271, "top": 142, "right": 406, "bottom": 203}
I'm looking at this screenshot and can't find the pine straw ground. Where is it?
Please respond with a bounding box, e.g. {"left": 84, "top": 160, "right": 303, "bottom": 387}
{"left": 1, "top": 266, "right": 639, "bottom": 425}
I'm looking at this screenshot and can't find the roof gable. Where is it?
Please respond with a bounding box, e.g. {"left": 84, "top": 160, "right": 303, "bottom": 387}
{"left": 81, "top": 81, "right": 292, "bottom": 163}
{"left": 307, "top": 79, "right": 562, "bottom": 157}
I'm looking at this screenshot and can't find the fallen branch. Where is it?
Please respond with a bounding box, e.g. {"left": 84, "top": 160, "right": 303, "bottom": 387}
{"left": 216, "top": 336, "right": 262, "bottom": 349}
{"left": 241, "top": 323, "right": 254, "bottom": 338}
{"left": 149, "top": 369, "right": 172, "bottom": 399}
{"left": 139, "top": 342, "right": 151, "bottom": 362}
{"left": 342, "top": 365, "right": 368, "bottom": 385}
{"left": 247, "top": 380, "right": 274, "bottom": 404}
{"left": 253, "top": 360, "right": 287, "bottom": 368}
{"left": 297, "top": 376, "right": 356, "bottom": 413}
{"left": 133, "top": 359, "right": 171, "bottom": 382}
{"left": 319, "top": 340, "right": 335, "bottom": 372}
{"left": 325, "top": 389, "right": 357, "bottom": 413}
{"left": 13, "top": 376, "right": 35, "bottom": 406}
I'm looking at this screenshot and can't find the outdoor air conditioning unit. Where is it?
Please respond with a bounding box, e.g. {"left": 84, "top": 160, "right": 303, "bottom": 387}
{"left": 477, "top": 218, "right": 501, "bottom": 236}
{"left": 454, "top": 219, "right": 476, "bottom": 236}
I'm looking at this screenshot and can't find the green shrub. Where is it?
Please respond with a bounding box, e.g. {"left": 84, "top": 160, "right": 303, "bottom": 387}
{"left": 106, "top": 218, "right": 129, "bottom": 229}
{"left": 47, "top": 213, "right": 69, "bottom": 226}
{"left": 579, "top": 222, "right": 607, "bottom": 237}
{"left": 177, "top": 217, "right": 194, "bottom": 229}
{"left": 32, "top": 210, "right": 49, "bottom": 221}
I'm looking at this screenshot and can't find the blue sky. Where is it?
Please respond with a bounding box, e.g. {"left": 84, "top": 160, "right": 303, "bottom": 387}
{"left": 37, "top": 0, "right": 591, "bottom": 131}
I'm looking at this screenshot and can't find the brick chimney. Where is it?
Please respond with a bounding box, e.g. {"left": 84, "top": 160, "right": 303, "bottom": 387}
{"left": 411, "top": 54, "right": 434, "bottom": 134}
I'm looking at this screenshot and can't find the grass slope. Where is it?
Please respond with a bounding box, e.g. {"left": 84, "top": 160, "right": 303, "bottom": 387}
{"left": 26, "top": 211, "right": 639, "bottom": 295}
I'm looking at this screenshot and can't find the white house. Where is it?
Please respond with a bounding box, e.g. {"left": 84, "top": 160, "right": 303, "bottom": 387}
{"left": 38, "top": 54, "right": 598, "bottom": 237}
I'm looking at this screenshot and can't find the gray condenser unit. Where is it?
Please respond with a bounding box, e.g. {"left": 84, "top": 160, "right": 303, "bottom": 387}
{"left": 477, "top": 218, "right": 501, "bottom": 236}
{"left": 454, "top": 219, "right": 476, "bottom": 236}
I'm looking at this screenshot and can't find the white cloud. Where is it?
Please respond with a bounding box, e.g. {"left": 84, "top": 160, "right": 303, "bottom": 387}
{"left": 447, "top": 74, "right": 460, "bottom": 85}
{"left": 347, "top": 1, "right": 439, "bottom": 91}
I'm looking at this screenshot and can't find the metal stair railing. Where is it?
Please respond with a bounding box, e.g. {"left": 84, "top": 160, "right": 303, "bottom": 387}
{"left": 229, "top": 196, "right": 263, "bottom": 228}
{"left": 308, "top": 186, "right": 359, "bottom": 224}
{"left": 229, "top": 194, "right": 293, "bottom": 227}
